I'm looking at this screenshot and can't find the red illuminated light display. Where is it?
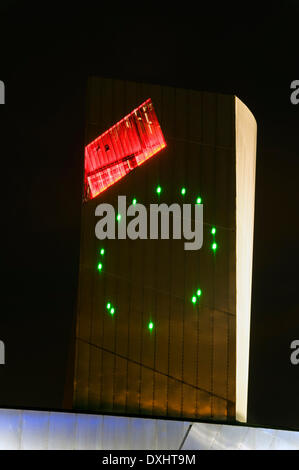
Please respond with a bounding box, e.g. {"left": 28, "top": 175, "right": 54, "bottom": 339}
{"left": 84, "top": 98, "right": 166, "bottom": 200}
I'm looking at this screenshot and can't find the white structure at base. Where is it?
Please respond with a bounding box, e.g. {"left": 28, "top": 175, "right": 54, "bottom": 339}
{"left": 0, "top": 409, "right": 298, "bottom": 450}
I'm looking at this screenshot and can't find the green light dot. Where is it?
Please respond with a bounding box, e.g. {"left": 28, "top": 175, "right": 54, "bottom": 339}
{"left": 148, "top": 321, "right": 154, "bottom": 330}
{"left": 211, "top": 227, "right": 216, "bottom": 235}
{"left": 156, "top": 186, "right": 162, "bottom": 194}
{"left": 116, "top": 213, "right": 121, "bottom": 221}
{"left": 110, "top": 307, "right": 115, "bottom": 315}
{"left": 106, "top": 302, "right": 111, "bottom": 310}
{"left": 181, "top": 187, "right": 186, "bottom": 195}
{"left": 196, "top": 197, "right": 202, "bottom": 204}
{"left": 100, "top": 248, "right": 105, "bottom": 255}
{"left": 97, "top": 262, "right": 103, "bottom": 271}
{"left": 132, "top": 198, "right": 137, "bottom": 205}
{"left": 212, "top": 242, "right": 218, "bottom": 251}
{"left": 191, "top": 296, "right": 197, "bottom": 304}
{"left": 197, "top": 289, "right": 202, "bottom": 297}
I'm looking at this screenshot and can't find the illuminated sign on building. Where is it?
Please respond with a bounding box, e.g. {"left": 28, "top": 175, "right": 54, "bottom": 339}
{"left": 84, "top": 99, "right": 166, "bottom": 200}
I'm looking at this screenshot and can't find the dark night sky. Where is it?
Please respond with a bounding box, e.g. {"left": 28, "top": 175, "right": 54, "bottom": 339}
{"left": 0, "top": 2, "right": 298, "bottom": 429}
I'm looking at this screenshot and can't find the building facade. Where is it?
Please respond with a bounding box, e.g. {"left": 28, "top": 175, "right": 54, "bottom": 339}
{"left": 73, "top": 77, "right": 256, "bottom": 424}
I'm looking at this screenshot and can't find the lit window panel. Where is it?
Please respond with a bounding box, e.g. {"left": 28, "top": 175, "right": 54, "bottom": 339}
{"left": 84, "top": 99, "right": 166, "bottom": 200}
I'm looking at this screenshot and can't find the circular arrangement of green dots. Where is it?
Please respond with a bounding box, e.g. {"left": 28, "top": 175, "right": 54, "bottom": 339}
{"left": 99, "top": 188, "right": 217, "bottom": 325}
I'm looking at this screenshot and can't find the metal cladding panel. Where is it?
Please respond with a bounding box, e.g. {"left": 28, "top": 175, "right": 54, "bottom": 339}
{"left": 182, "top": 422, "right": 299, "bottom": 450}
{"left": 0, "top": 409, "right": 190, "bottom": 450}
{"left": 74, "top": 77, "right": 236, "bottom": 422}
{"left": 0, "top": 409, "right": 298, "bottom": 450}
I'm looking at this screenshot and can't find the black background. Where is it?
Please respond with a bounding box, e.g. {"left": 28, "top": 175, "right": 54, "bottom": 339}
{"left": 0, "top": 1, "right": 298, "bottom": 430}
